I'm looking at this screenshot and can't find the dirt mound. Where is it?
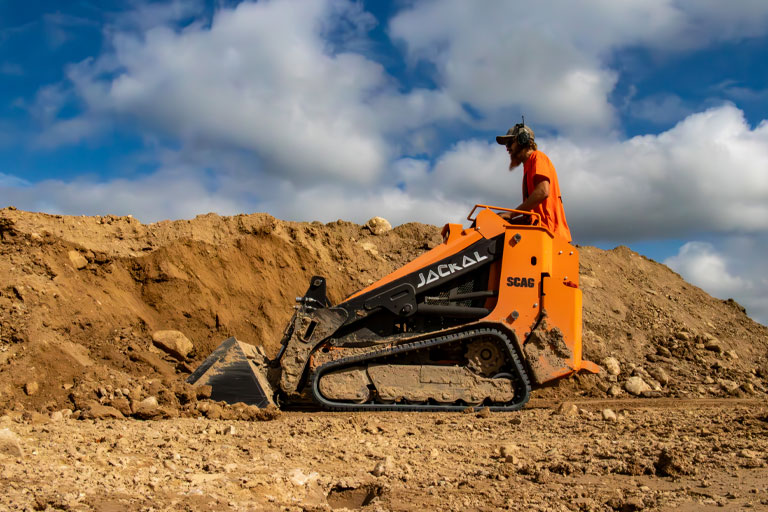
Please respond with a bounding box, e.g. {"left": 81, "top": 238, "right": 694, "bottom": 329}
{"left": 0, "top": 206, "right": 766, "bottom": 417}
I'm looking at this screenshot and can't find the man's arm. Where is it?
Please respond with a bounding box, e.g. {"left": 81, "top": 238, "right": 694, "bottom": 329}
{"left": 515, "top": 179, "right": 549, "bottom": 211}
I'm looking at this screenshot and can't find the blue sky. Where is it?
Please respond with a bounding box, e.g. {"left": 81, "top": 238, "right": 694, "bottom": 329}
{"left": 1, "top": 0, "right": 767, "bottom": 325}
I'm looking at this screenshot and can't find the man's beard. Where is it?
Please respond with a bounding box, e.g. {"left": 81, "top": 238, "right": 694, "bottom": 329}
{"left": 508, "top": 148, "right": 526, "bottom": 170}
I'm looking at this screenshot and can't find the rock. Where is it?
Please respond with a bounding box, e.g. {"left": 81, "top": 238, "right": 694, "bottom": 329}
{"left": 738, "top": 449, "right": 759, "bottom": 459}
{"left": 365, "top": 217, "right": 392, "bottom": 235}
{"left": 656, "top": 346, "right": 672, "bottom": 358}
{"left": 648, "top": 368, "right": 670, "bottom": 387}
{"left": 82, "top": 402, "right": 125, "bottom": 420}
{"left": 476, "top": 407, "right": 491, "bottom": 418}
{"left": 557, "top": 402, "right": 578, "bottom": 417}
{"left": 151, "top": 330, "right": 193, "bottom": 360}
{"left": 289, "top": 468, "right": 318, "bottom": 486}
{"left": 602, "top": 409, "right": 618, "bottom": 422}
{"left": 371, "top": 457, "right": 392, "bottom": 477}
{"left": 0, "top": 428, "right": 23, "bottom": 458}
{"left": 67, "top": 250, "right": 88, "bottom": 269}
{"left": 50, "top": 411, "right": 64, "bottom": 422}
{"left": 724, "top": 350, "right": 738, "bottom": 360}
{"left": 704, "top": 339, "right": 723, "bottom": 353}
{"left": 625, "top": 376, "right": 651, "bottom": 396}
{"left": 718, "top": 379, "right": 739, "bottom": 394}
{"left": 655, "top": 447, "right": 694, "bottom": 476}
{"left": 192, "top": 386, "right": 212, "bottom": 401}
{"left": 741, "top": 382, "right": 756, "bottom": 394}
{"left": 109, "top": 397, "right": 133, "bottom": 417}
{"left": 133, "top": 396, "right": 168, "bottom": 420}
{"left": 359, "top": 241, "right": 379, "bottom": 256}
{"left": 499, "top": 444, "right": 518, "bottom": 459}
{"left": 674, "top": 330, "right": 691, "bottom": 341}
{"left": 607, "top": 384, "right": 622, "bottom": 397}
{"left": 602, "top": 357, "right": 621, "bottom": 376}
{"left": 24, "top": 381, "right": 39, "bottom": 396}
{"left": 621, "top": 497, "right": 646, "bottom": 511}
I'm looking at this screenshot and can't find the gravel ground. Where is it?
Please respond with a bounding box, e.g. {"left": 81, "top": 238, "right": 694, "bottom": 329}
{"left": 2, "top": 399, "right": 767, "bottom": 511}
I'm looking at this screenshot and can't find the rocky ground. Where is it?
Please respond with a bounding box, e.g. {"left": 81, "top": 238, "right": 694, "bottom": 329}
{"left": 2, "top": 400, "right": 767, "bottom": 511}
{"left": 1, "top": 206, "right": 768, "bottom": 511}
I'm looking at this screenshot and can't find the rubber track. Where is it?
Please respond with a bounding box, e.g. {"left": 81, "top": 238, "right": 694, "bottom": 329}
{"left": 310, "top": 328, "right": 531, "bottom": 412}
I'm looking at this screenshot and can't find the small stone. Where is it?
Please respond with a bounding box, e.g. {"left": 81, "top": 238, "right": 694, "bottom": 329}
{"left": 24, "top": 381, "right": 39, "bottom": 396}
{"left": 289, "top": 468, "right": 318, "bottom": 486}
{"left": 655, "top": 446, "right": 693, "bottom": 476}
{"left": 499, "top": 444, "right": 518, "bottom": 458}
{"left": 718, "top": 379, "right": 739, "bottom": 394}
{"left": 152, "top": 330, "right": 193, "bottom": 360}
{"left": 359, "top": 241, "right": 379, "bottom": 256}
{"left": 656, "top": 346, "right": 672, "bottom": 358}
{"left": 602, "top": 409, "right": 618, "bottom": 422}
{"left": 195, "top": 385, "right": 213, "bottom": 400}
{"left": 622, "top": 497, "right": 646, "bottom": 511}
{"left": 648, "top": 368, "right": 670, "bottom": 387}
{"left": 724, "top": 350, "right": 738, "bottom": 360}
{"left": 557, "top": 402, "right": 578, "bottom": 417}
{"left": 476, "top": 407, "right": 491, "bottom": 418}
{"left": 704, "top": 339, "right": 723, "bottom": 353}
{"left": 625, "top": 376, "right": 651, "bottom": 396}
{"left": 371, "top": 456, "right": 393, "bottom": 477}
{"left": 675, "top": 330, "right": 691, "bottom": 341}
{"left": 366, "top": 217, "right": 392, "bottom": 235}
{"left": 741, "top": 382, "right": 756, "bottom": 394}
{"left": 371, "top": 461, "right": 387, "bottom": 477}
{"left": 133, "top": 396, "right": 168, "bottom": 420}
{"left": 68, "top": 250, "right": 88, "bottom": 269}
{"left": 82, "top": 402, "right": 125, "bottom": 420}
{"left": 602, "top": 357, "right": 621, "bottom": 376}
{"left": 50, "top": 411, "right": 64, "bottom": 422}
{"left": 0, "top": 428, "right": 23, "bottom": 458}
{"left": 607, "top": 384, "right": 622, "bottom": 397}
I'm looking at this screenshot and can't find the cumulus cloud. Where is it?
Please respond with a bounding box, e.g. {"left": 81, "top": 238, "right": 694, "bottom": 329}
{"left": 40, "top": 0, "right": 461, "bottom": 184}
{"left": 664, "top": 240, "right": 768, "bottom": 324}
{"left": 664, "top": 241, "right": 749, "bottom": 297}
{"left": 389, "top": 0, "right": 768, "bottom": 134}
{"left": 0, "top": 166, "right": 249, "bottom": 222}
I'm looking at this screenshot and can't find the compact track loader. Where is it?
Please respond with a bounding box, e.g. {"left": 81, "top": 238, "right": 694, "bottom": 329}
{"left": 188, "top": 205, "right": 599, "bottom": 411}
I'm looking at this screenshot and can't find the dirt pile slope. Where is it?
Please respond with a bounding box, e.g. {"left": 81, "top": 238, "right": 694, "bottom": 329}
{"left": 0, "top": 206, "right": 766, "bottom": 417}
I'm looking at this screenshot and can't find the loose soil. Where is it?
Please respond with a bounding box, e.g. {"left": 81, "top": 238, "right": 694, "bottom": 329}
{"left": 1, "top": 206, "right": 767, "bottom": 511}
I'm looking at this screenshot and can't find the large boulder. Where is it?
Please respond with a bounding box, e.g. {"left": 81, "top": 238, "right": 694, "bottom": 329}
{"left": 365, "top": 217, "right": 392, "bottom": 235}
{"left": 152, "top": 330, "right": 193, "bottom": 360}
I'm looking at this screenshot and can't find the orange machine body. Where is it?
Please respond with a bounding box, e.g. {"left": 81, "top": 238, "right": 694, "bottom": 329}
{"left": 347, "top": 205, "right": 598, "bottom": 384}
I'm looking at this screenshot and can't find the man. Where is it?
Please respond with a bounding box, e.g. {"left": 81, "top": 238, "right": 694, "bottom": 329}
{"left": 496, "top": 123, "right": 572, "bottom": 243}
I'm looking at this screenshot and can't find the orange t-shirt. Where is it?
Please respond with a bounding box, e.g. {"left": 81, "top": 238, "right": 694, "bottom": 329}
{"left": 522, "top": 151, "right": 572, "bottom": 242}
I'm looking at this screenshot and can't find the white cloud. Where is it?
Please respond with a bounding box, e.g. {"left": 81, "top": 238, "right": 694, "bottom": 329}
{"left": 42, "top": 0, "right": 462, "bottom": 184}
{"left": 0, "top": 173, "right": 30, "bottom": 188}
{"left": 664, "top": 240, "right": 768, "bottom": 324}
{"left": 664, "top": 241, "right": 748, "bottom": 297}
{"left": 389, "top": 0, "right": 768, "bottom": 134}
{"left": 0, "top": 166, "right": 249, "bottom": 222}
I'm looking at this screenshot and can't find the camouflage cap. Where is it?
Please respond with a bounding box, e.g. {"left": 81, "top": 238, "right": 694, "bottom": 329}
{"left": 496, "top": 124, "right": 534, "bottom": 145}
